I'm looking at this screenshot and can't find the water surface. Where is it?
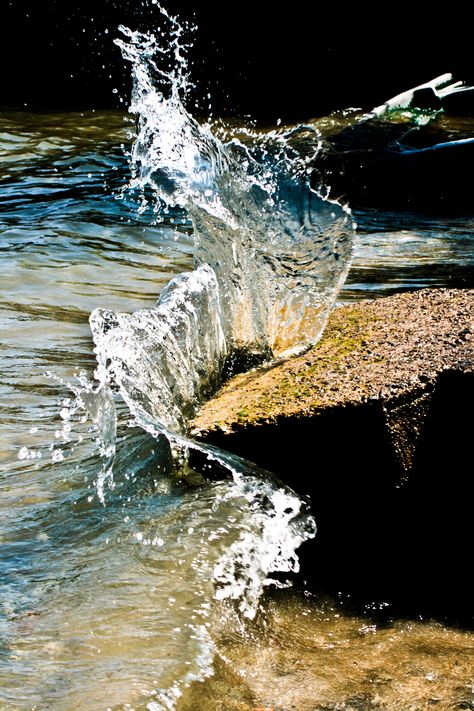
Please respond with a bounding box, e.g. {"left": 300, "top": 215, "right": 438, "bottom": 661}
{"left": 1, "top": 108, "right": 473, "bottom": 710}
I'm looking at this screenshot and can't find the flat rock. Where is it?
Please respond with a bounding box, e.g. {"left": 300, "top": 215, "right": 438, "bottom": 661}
{"left": 191, "top": 289, "right": 473, "bottom": 465}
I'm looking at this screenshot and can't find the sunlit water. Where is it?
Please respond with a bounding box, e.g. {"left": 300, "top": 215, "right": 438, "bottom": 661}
{"left": 2, "top": 107, "right": 473, "bottom": 710}
{"left": 1, "top": 13, "right": 474, "bottom": 710}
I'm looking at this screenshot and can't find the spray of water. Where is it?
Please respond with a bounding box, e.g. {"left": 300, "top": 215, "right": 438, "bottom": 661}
{"left": 85, "top": 4, "right": 353, "bottom": 610}
{"left": 41, "top": 6, "right": 353, "bottom": 705}
{"left": 89, "top": 8, "right": 353, "bottom": 441}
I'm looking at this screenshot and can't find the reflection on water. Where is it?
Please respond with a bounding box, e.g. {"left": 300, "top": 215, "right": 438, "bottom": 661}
{"left": 343, "top": 208, "right": 474, "bottom": 301}
{"left": 1, "top": 109, "right": 473, "bottom": 710}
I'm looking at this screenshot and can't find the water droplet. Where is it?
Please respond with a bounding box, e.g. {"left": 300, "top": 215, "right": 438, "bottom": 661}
{"left": 51, "top": 449, "right": 64, "bottom": 463}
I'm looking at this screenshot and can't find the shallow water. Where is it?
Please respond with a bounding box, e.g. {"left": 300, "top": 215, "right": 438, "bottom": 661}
{"left": 1, "top": 108, "right": 473, "bottom": 710}
{"left": 184, "top": 591, "right": 474, "bottom": 711}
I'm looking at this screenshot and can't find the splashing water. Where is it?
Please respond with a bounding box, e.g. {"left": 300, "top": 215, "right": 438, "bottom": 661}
{"left": 90, "top": 263, "right": 226, "bottom": 434}
{"left": 87, "top": 2, "right": 352, "bottom": 620}
{"left": 44, "top": 369, "right": 117, "bottom": 503}
{"left": 36, "top": 5, "right": 353, "bottom": 706}
{"left": 90, "top": 9, "right": 353, "bottom": 441}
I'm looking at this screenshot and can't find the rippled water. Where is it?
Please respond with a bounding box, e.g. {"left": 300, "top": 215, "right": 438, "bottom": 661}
{"left": 343, "top": 208, "right": 474, "bottom": 300}
{"left": 0, "top": 105, "right": 319, "bottom": 705}
{"left": 2, "top": 107, "right": 473, "bottom": 711}
{"left": 1, "top": 13, "right": 474, "bottom": 708}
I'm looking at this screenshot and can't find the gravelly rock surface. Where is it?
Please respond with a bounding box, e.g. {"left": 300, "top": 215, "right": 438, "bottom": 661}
{"left": 191, "top": 289, "right": 473, "bottom": 449}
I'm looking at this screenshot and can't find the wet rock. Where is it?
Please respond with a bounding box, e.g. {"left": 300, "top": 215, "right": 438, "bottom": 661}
{"left": 191, "top": 289, "right": 473, "bottom": 456}
{"left": 191, "top": 289, "right": 474, "bottom": 622}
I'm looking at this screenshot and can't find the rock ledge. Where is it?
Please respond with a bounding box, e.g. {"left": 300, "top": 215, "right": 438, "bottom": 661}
{"left": 192, "top": 288, "right": 473, "bottom": 470}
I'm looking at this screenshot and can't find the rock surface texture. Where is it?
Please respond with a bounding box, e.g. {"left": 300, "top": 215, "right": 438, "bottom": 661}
{"left": 191, "top": 289, "right": 474, "bottom": 622}
{"left": 192, "top": 288, "right": 473, "bottom": 469}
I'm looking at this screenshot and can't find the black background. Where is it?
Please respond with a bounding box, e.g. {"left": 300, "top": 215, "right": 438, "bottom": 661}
{"left": 1, "top": 1, "right": 472, "bottom": 121}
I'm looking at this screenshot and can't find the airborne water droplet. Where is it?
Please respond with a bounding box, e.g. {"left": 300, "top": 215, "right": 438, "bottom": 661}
{"left": 51, "top": 449, "right": 64, "bottom": 463}
{"left": 18, "top": 447, "right": 29, "bottom": 460}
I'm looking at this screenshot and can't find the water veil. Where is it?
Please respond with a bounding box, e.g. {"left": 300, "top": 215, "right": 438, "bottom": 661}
{"left": 54, "top": 4, "right": 353, "bottom": 707}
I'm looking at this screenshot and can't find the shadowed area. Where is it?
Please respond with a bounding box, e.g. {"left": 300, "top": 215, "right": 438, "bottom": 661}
{"left": 2, "top": 2, "right": 472, "bottom": 120}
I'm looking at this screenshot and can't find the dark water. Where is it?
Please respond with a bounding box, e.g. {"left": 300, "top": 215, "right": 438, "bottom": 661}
{"left": 1, "top": 108, "right": 473, "bottom": 710}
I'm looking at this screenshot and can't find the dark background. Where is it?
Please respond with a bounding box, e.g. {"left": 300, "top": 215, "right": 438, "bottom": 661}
{"left": 1, "top": 1, "right": 472, "bottom": 122}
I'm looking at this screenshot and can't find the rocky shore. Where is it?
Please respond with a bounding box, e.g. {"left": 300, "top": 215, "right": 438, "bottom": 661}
{"left": 191, "top": 288, "right": 474, "bottom": 621}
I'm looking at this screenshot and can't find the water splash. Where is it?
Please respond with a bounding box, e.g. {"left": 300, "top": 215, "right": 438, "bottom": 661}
{"left": 112, "top": 13, "right": 353, "bottom": 361}
{"left": 140, "top": 425, "right": 317, "bottom": 622}
{"left": 90, "top": 263, "right": 226, "bottom": 434}
{"left": 89, "top": 12, "right": 353, "bottom": 449}
{"left": 211, "top": 460, "right": 317, "bottom": 619}
{"left": 45, "top": 6, "right": 352, "bottom": 705}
